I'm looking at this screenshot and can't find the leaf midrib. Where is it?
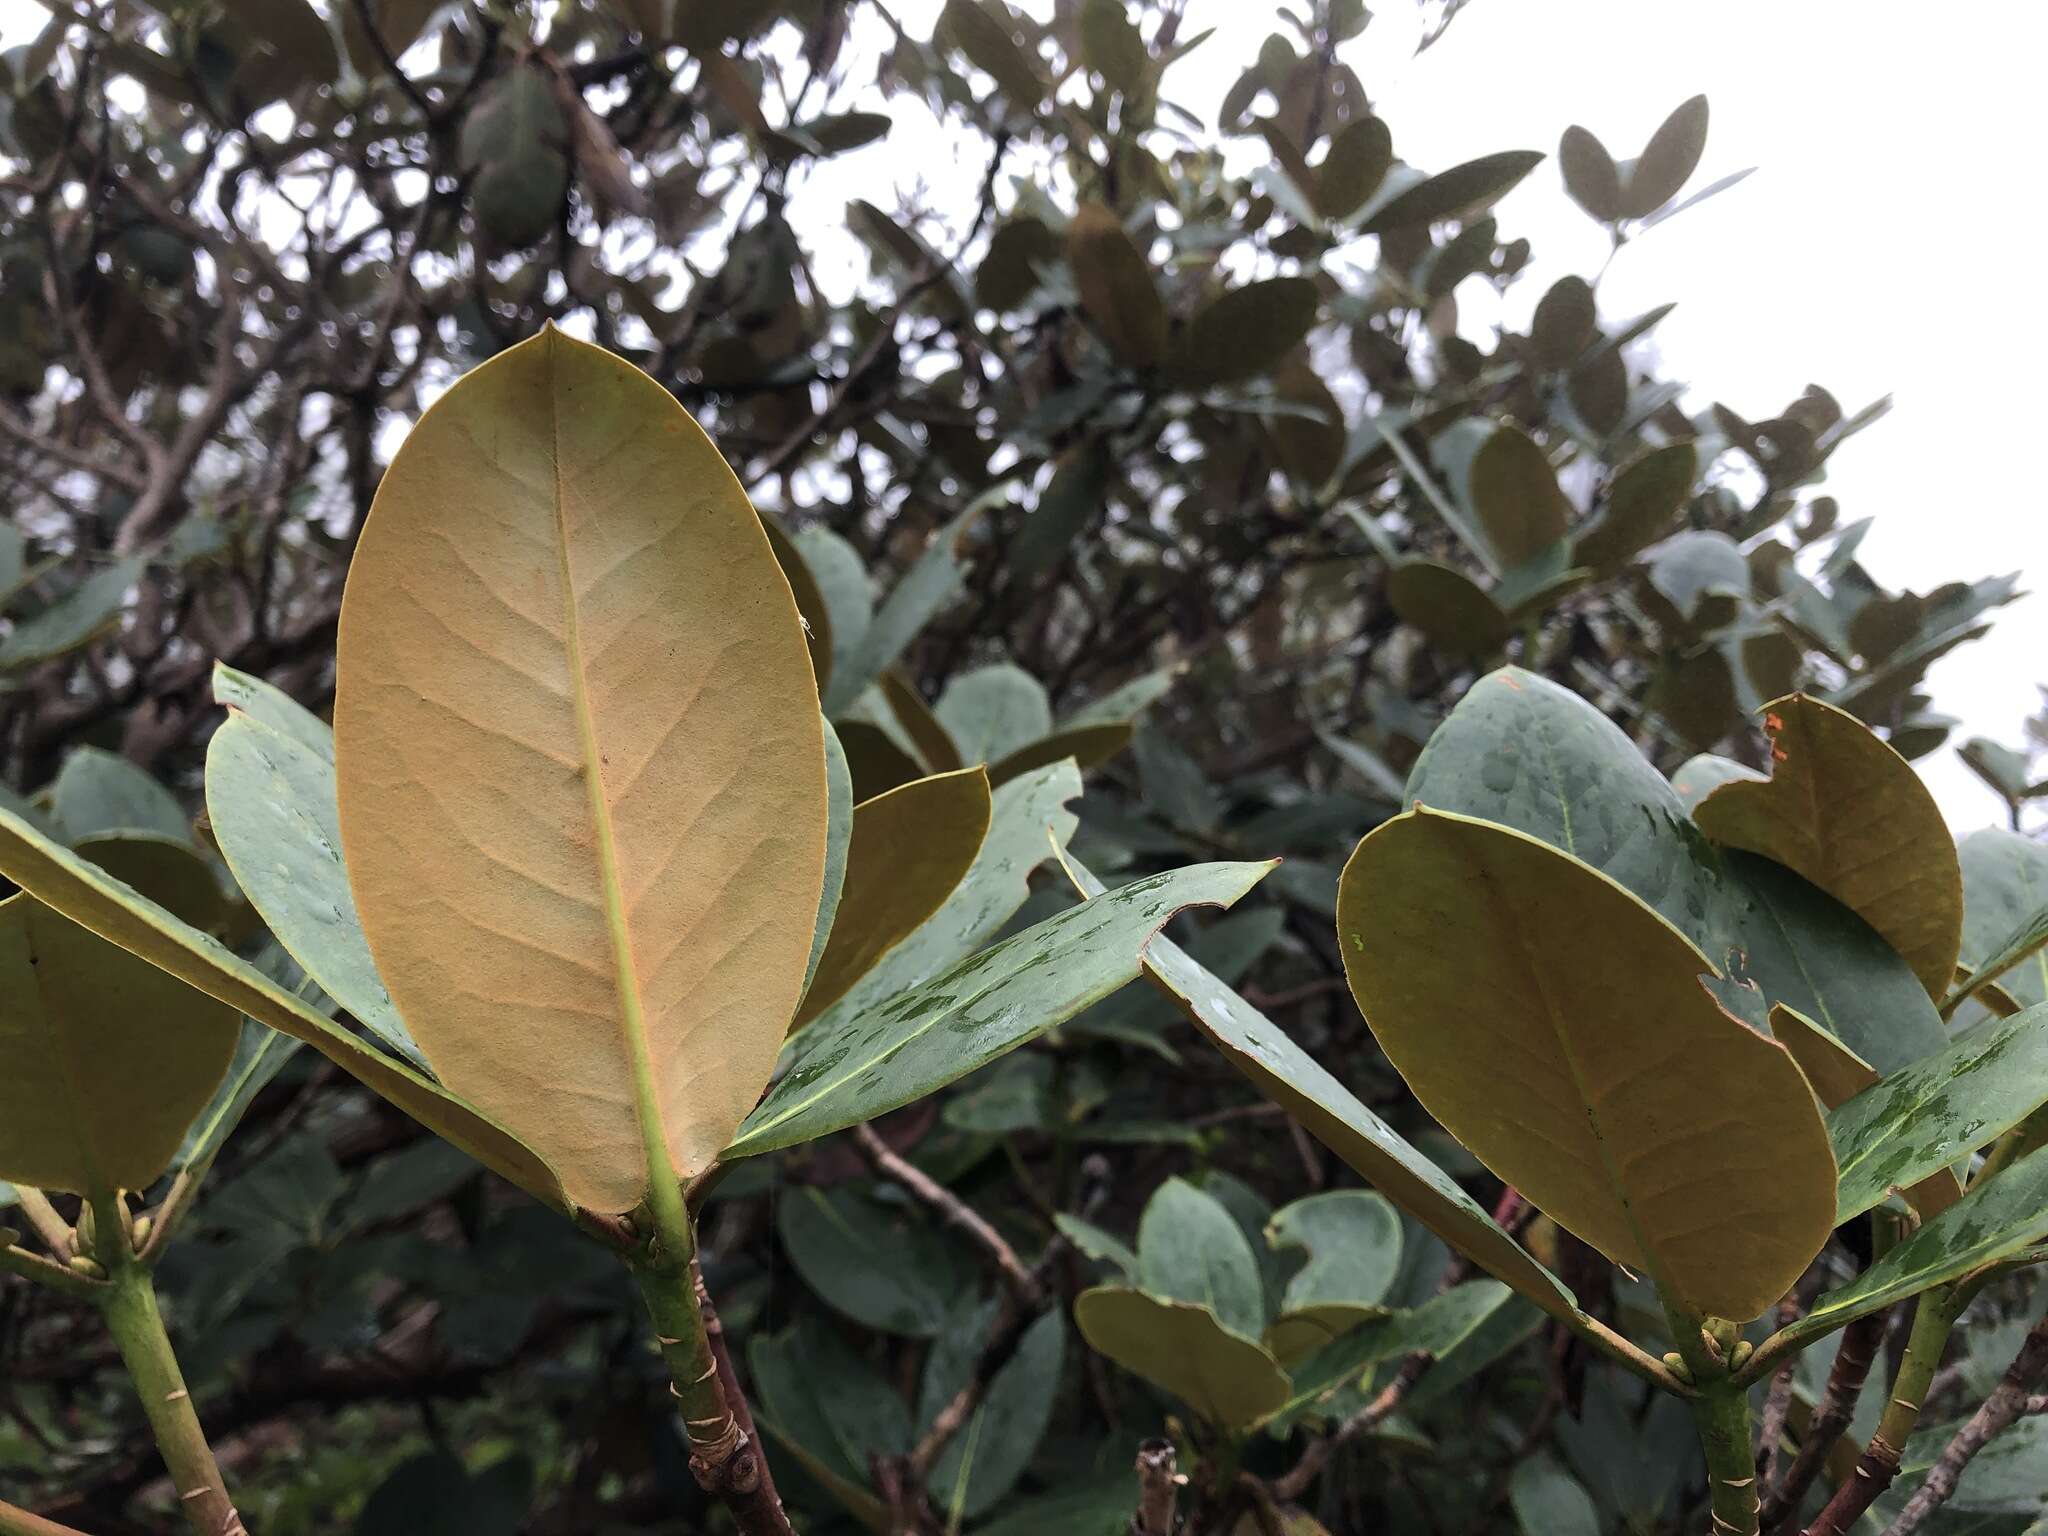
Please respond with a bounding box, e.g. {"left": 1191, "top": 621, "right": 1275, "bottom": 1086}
{"left": 544, "top": 342, "right": 674, "bottom": 1205}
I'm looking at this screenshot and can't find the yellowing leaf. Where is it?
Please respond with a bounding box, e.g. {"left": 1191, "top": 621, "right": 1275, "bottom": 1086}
{"left": 333, "top": 328, "right": 828, "bottom": 1214}
{"left": 1073, "top": 1287, "right": 1290, "bottom": 1428}
{"left": 0, "top": 805, "right": 569, "bottom": 1209}
{"left": 1338, "top": 808, "right": 1836, "bottom": 1322}
{"left": 1067, "top": 204, "right": 1167, "bottom": 369}
{"left": 795, "top": 768, "right": 991, "bottom": 1028}
{"left": 0, "top": 893, "right": 237, "bottom": 1196}
{"left": 1693, "top": 694, "right": 1963, "bottom": 998}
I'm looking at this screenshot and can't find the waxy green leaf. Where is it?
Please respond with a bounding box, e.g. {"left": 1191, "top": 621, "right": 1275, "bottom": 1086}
{"left": 0, "top": 891, "right": 238, "bottom": 1196}
{"left": 796, "top": 767, "right": 991, "bottom": 1028}
{"left": 1694, "top": 694, "right": 1963, "bottom": 997}
{"left": 0, "top": 805, "right": 569, "bottom": 1209}
{"left": 803, "top": 720, "right": 854, "bottom": 997}
{"left": 1763, "top": 1142, "right": 2048, "bottom": 1368}
{"left": 1175, "top": 278, "right": 1320, "bottom": 385}
{"left": 1264, "top": 1190, "right": 1402, "bottom": 1365}
{"left": 1469, "top": 423, "right": 1571, "bottom": 569}
{"left": 1957, "top": 829, "right": 2048, "bottom": 1013}
{"left": 1073, "top": 1287, "right": 1291, "bottom": 1427}
{"left": 1572, "top": 442, "right": 1697, "bottom": 576}
{"left": 778, "top": 1184, "right": 974, "bottom": 1337}
{"left": 936, "top": 664, "right": 1051, "bottom": 766}
{"left": 1339, "top": 808, "right": 1837, "bottom": 1322}
{"left": 49, "top": 745, "right": 188, "bottom": 843}
{"left": 1828, "top": 1004, "right": 2048, "bottom": 1223}
{"left": 207, "top": 710, "right": 427, "bottom": 1069}
{"left": 1138, "top": 1177, "right": 1266, "bottom": 1340}
{"left": 1357, "top": 151, "right": 1544, "bottom": 234}
{"left": 726, "top": 858, "right": 1272, "bottom": 1158}
{"left": 918, "top": 1304, "right": 1065, "bottom": 1519}
{"left": 793, "top": 760, "right": 1080, "bottom": 1041}
{"left": 333, "top": 329, "right": 827, "bottom": 1213}
{"left": 71, "top": 834, "right": 232, "bottom": 936}
{"left": 1385, "top": 561, "right": 1509, "bottom": 658}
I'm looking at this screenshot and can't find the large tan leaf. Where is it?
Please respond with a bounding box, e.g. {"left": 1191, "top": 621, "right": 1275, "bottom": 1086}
{"left": 1693, "top": 694, "right": 1963, "bottom": 997}
{"left": 334, "top": 328, "right": 828, "bottom": 1214}
{"left": 794, "top": 768, "right": 991, "bottom": 1028}
{"left": 0, "top": 892, "right": 237, "bottom": 1196}
{"left": 0, "top": 805, "right": 569, "bottom": 1209}
{"left": 1338, "top": 807, "right": 1836, "bottom": 1322}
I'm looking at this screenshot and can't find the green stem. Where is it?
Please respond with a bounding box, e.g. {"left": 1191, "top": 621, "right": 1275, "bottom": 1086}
{"left": 1803, "top": 1281, "right": 1974, "bottom": 1536}
{"left": 97, "top": 1256, "right": 241, "bottom": 1534}
{"left": 626, "top": 1213, "right": 793, "bottom": 1536}
{"left": 1691, "top": 1380, "right": 1760, "bottom": 1536}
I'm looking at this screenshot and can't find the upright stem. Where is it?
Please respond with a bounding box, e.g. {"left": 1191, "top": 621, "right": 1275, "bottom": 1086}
{"left": 627, "top": 1187, "right": 793, "bottom": 1536}
{"left": 97, "top": 1259, "right": 242, "bottom": 1535}
{"left": 1693, "top": 1380, "right": 1762, "bottom": 1536}
{"left": 1804, "top": 1283, "right": 1973, "bottom": 1536}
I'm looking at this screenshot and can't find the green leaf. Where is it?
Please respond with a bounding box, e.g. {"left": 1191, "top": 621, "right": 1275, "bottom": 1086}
{"left": 1828, "top": 1004, "right": 2048, "bottom": 1223}
{"left": 1358, "top": 150, "right": 1543, "bottom": 234}
{"left": 1263, "top": 1190, "right": 1402, "bottom": 1365}
{"left": 830, "top": 499, "right": 986, "bottom": 713}
{"left": 1078, "top": 0, "right": 1149, "bottom": 100}
{"left": 751, "top": 1317, "right": 908, "bottom": 1532}
{"left": 1469, "top": 423, "right": 1571, "bottom": 568}
{"left": 936, "top": 664, "right": 1052, "bottom": 765}
{"left": 1510, "top": 1454, "right": 1601, "bottom": 1536}
{"left": 217, "top": 0, "right": 337, "bottom": 99}
{"left": 206, "top": 711, "right": 426, "bottom": 1069}
{"left": 1768, "top": 1142, "right": 2048, "bottom": 1362}
{"left": 724, "top": 858, "right": 1272, "bottom": 1157}
{"left": 760, "top": 512, "right": 834, "bottom": 693}
{"left": 1338, "top": 807, "right": 1836, "bottom": 1322}
{"left": 1528, "top": 276, "right": 1596, "bottom": 370}
{"left": 791, "top": 760, "right": 1080, "bottom": 1041}
{"left": 1057, "top": 853, "right": 1587, "bottom": 1330}
{"left": 1072, "top": 1287, "right": 1290, "bottom": 1428}
{"left": 1642, "top": 529, "right": 1747, "bottom": 630}
{"left": 937, "top": 0, "right": 1047, "bottom": 107}
{"left": 1694, "top": 693, "right": 1964, "bottom": 997}
{"left": 1138, "top": 1176, "right": 1267, "bottom": 1339}
{"left": 332, "top": 329, "right": 828, "bottom": 1214}
{"left": 1670, "top": 752, "right": 1761, "bottom": 813}
{"left": 1385, "top": 560, "right": 1510, "bottom": 658}
{"left": 881, "top": 671, "right": 964, "bottom": 772}
{"left": 796, "top": 527, "right": 874, "bottom": 710}
{"left": 211, "top": 662, "right": 333, "bottom": 760}
{"left": 71, "top": 833, "right": 232, "bottom": 936}
{"left": 457, "top": 63, "right": 567, "bottom": 246}
{"left": 1056, "top": 1212, "right": 1138, "bottom": 1277}
{"left": 778, "top": 1184, "right": 975, "bottom": 1337}
{"left": 0, "top": 805, "right": 569, "bottom": 1210}
{"left": 1067, "top": 203, "right": 1167, "bottom": 368}
{"left": 1272, "top": 1279, "right": 1512, "bottom": 1428}
{"left": 1947, "top": 899, "right": 2048, "bottom": 1022}
{"left": 1572, "top": 442, "right": 1697, "bottom": 575}
{"left": 803, "top": 719, "right": 854, "bottom": 997}
{"left": 1405, "top": 668, "right": 1949, "bottom": 1075}
{"left": 47, "top": 745, "right": 187, "bottom": 843}
{"left": 0, "top": 892, "right": 239, "bottom": 1196}
{"left": 1558, "top": 125, "right": 1623, "bottom": 222}
{"left": 1620, "top": 95, "right": 1709, "bottom": 218}
{"left": 1174, "top": 277, "right": 1320, "bottom": 385}
{"left": 917, "top": 1303, "right": 1064, "bottom": 1519}
{"left": 987, "top": 722, "right": 1134, "bottom": 786}
{"left": 795, "top": 767, "right": 990, "bottom": 1028}
{"left": 1957, "top": 829, "right": 2048, "bottom": 1013}
{"left": 174, "top": 1015, "right": 301, "bottom": 1171}
{"left": 1314, "top": 115, "right": 1393, "bottom": 219}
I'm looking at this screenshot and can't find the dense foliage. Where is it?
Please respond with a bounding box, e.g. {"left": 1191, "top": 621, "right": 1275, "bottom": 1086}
{"left": 2, "top": 3, "right": 2045, "bottom": 1535}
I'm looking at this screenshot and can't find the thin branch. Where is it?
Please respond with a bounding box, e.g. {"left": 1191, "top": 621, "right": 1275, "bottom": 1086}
{"left": 0, "top": 1499, "right": 93, "bottom": 1536}
{"left": 853, "top": 1123, "right": 1040, "bottom": 1303}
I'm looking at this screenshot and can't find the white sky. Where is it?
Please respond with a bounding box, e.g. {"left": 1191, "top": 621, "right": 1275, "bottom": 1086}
{"left": 5, "top": 0, "right": 2040, "bottom": 831}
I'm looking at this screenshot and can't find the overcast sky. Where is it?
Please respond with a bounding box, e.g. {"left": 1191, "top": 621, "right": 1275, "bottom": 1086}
{"left": 5, "top": 0, "right": 2040, "bottom": 830}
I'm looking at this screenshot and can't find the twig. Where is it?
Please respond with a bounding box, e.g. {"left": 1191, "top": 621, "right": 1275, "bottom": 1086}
{"left": 1271, "top": 1352, "right": 1429, "bottom": 1502}
{"left": 0, "top": 1500, "right": 92, "bottom": 1536}
{"left": 1765, "top": 1310, "right": 1892, "bottom": 1532}
{"left": 693, "top": 1259, "right": 788, "bottom": 1530}
{"left": 853, "top": 1123, "right": 1041, "bottom": 1303}
{"left": 1132, "top": 1438, "right": 1182, "bottom": 1536}
{"left": 1880, "top": 1315, "right": 2048, "bottom": 1536}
